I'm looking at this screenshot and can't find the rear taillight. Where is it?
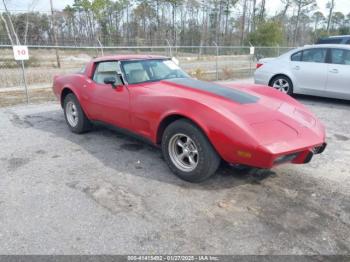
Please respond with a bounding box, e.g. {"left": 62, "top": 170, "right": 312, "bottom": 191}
{"left": 256, "top": 63, "right": 263, "bottom": 69}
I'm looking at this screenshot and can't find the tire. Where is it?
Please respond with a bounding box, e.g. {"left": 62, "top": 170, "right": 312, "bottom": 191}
{"left": 161, "top": 119, "right": 220, "bottom": 182}
{"left": 63, "top": 93, "right": 91, "bottom": 133}
{"left": 269, "top": 75, "right": 293, "bottom": 95}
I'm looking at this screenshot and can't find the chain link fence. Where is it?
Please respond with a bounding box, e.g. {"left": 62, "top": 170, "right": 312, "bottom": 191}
{"left": 0, "top": 45, "right": 295, "bottom": 91}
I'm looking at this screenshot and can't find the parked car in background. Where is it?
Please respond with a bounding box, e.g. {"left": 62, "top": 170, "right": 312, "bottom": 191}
{"left": 316, "top": 35, "right": 350, "bottom": 45}
{"left": 254, "top": 44, "right": 350, "bottom": 100}
{"left": 53, "top": 55, "right": 326, "bottom": 182}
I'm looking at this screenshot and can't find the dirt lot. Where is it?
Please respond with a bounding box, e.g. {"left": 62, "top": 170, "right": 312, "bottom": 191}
{"left": 0, "top": 88, "right": 56, "bottom": 107}
{"left": 0, "top": 92, "right": 349, "bottom": 254}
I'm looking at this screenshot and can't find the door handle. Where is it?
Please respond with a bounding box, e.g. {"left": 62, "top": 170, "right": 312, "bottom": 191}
{"left": 329, "top": 69, "right": 339, "bottom": 73}
{"left": 293, "top": 66, "right": 300, "bottom": 70}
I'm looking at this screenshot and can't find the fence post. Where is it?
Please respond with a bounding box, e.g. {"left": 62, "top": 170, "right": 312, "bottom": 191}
{"left": 198, "top": 44, "right": 202, "bottom": 60}
{"left": 165, "top": 39, "right": 172, "bottom": 57}
{"left": 213, "top": 41, "right": 218, "bottom": 81}
{"left": 20, "top": 60, "right": 29, "bottom": 104}
{"left": 248, "top": 42, "right": 255, "bottom": 77}
{"left": 97, "top": 39, "right": 104, "bottom": 56}
{"left": 249, "top": 48, "right": 252, "bottom": 76}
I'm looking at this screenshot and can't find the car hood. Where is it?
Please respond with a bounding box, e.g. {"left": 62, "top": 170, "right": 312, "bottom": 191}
{"left": 159, "top": 78, "right": 325, "bottom": 152}
{"left": 163, "top": 78, "right": 260, "bottom": 105}
{"left": 161, "top": 78, "right": 286, "bottom": 114}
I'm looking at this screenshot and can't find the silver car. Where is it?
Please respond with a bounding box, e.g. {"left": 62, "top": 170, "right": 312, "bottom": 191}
{"left": 254, "top": 44, "right": 350, "bottom": 100}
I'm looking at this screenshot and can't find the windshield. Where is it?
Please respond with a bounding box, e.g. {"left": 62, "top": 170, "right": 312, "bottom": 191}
{"left": 121, "top": 59, "right": 189, "bottom": 84}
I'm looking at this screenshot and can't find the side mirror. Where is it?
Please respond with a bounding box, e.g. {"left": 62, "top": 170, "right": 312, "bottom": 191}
{"left": 104, "top": 76, "right": 117, "bottom": 88}
{"left": 104, "top": 73, "right": 125, "bottom": 88}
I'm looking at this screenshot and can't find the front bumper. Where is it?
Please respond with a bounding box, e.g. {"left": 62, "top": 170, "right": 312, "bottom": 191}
{"left": 227, "top": 142, "right": 327, "bottom": 169}
{"left": 271, "top": 142, "right": 327, "bottom": 167}
{"left": 299, "top": 142, "right": 327, "bottom": 164}
{"left": 312, "top": 143, "right": 327, "bottom": 154}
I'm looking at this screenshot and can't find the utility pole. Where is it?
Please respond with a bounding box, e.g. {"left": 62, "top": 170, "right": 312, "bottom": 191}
{"left": 50, "top": 0, "right": 61, "bottom": 68}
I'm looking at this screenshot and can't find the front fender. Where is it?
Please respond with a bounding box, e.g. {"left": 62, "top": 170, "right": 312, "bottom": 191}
{"left": 152, "top": 98, "right": 261, "bottom": 164}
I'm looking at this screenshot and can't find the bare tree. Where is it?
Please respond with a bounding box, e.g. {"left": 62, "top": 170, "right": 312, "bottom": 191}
{"left": 312, "top": 11, "right": 325, "bottom": 31}
{"left": 251, "top": 0, "right": 257, "bottom": 32}
{"left": 326, "top": 0, "right": 335, "bottom": 34}
{"left": 240, "top": 0, "right": 247, "bottom": 45}
{"left": 281, "top": 0, "right": 291, "bottom": 18}
{"left": 49, "top": 0, "right": 61, "bottom": 68}
{"left": 292, "top": 0, "right": 316, "bottom": 46}
{"left": 258, "top": 0, "right": 266, "bottom": 23}
{"left": 1, "top": 0, "right": 20, "bottom": 45}
{"left": 23, "top": 0, "right": 39, "bottom": 44}
{"left": 0, "top": 11, "right": 14, "bottom": 45}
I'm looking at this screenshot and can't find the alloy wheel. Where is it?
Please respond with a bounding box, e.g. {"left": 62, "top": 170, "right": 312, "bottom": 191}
{"left": 168, "top": 133, "right": 199, "bottom": 172}
{"left": 65, "top": 101, "right": 79, "bottom": 127}
{"left": 272, "top": 78, "right": 290, "bottom": 93}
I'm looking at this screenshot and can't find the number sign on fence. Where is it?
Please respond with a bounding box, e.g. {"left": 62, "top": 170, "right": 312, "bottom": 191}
{"left": 13, "top": 45, "right": 29, "bottom": 60}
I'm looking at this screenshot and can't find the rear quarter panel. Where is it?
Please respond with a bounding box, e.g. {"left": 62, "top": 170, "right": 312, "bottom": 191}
{"left": 53, "top": 74, "right": 90, "bottom": 114}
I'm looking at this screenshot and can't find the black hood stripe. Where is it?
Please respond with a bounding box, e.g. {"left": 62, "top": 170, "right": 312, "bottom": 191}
{"left": 165, "top": 78, "right": 259, "bottom": 104}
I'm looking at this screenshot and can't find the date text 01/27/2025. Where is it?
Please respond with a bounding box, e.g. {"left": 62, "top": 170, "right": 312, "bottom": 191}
{"left": 127, "top": 255, "right": 219, "bottom": 261}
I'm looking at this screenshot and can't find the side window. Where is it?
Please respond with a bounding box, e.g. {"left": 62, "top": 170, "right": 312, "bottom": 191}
{"left": 291, "top": 51, "right": 302, "bottom": 61}
{"left": 123, "top": 61, "right": 150, "bottom": 84}
{"left": 344, "top": 50, "right": 350, "bottom": 65}
{"left": 330, "top": 49, "right": 350, "bottom": 65}
{"left": 301, "top": 48, "right": 327, "bottom": 63}
{"left": 93, "top": 61, "right": 121, "bottom": 84}
{"left": 346, "top": 39, "right": 350, "bottom": 45}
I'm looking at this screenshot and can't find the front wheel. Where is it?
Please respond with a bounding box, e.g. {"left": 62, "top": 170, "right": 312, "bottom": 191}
{"left": 161, "top": 119, "right": 220, "bottom": 182}
{"left": 270, "top": 75, "right": 293, "bottom": 95}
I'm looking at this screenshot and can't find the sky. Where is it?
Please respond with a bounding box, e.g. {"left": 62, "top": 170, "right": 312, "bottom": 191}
{"left": 1, "top": 0, "right": 350, "bottom": 16}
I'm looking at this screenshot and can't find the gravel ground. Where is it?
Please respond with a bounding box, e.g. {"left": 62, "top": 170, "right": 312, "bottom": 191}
{"left": 0, "top": 94, "right": 349, "bottom": 254}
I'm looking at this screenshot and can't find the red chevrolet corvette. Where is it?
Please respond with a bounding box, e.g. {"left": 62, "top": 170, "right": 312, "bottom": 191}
{"left": 52, "top": 55, "right": 326, "bottom": 182}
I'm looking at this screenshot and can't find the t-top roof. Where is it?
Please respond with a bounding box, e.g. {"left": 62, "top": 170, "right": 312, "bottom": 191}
{"left": 92, "top": 54, "right": 168, "bottom": 62}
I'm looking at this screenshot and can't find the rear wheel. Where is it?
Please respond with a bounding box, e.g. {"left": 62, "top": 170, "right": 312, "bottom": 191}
{"left": 270, "top": 75, "right": 293, "bottom": 95}
{"left": 63, "top": 93, "right": 91, "bottom": 133}
{"left": 161, "top": 119, "right": 220, "bottom": 182}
